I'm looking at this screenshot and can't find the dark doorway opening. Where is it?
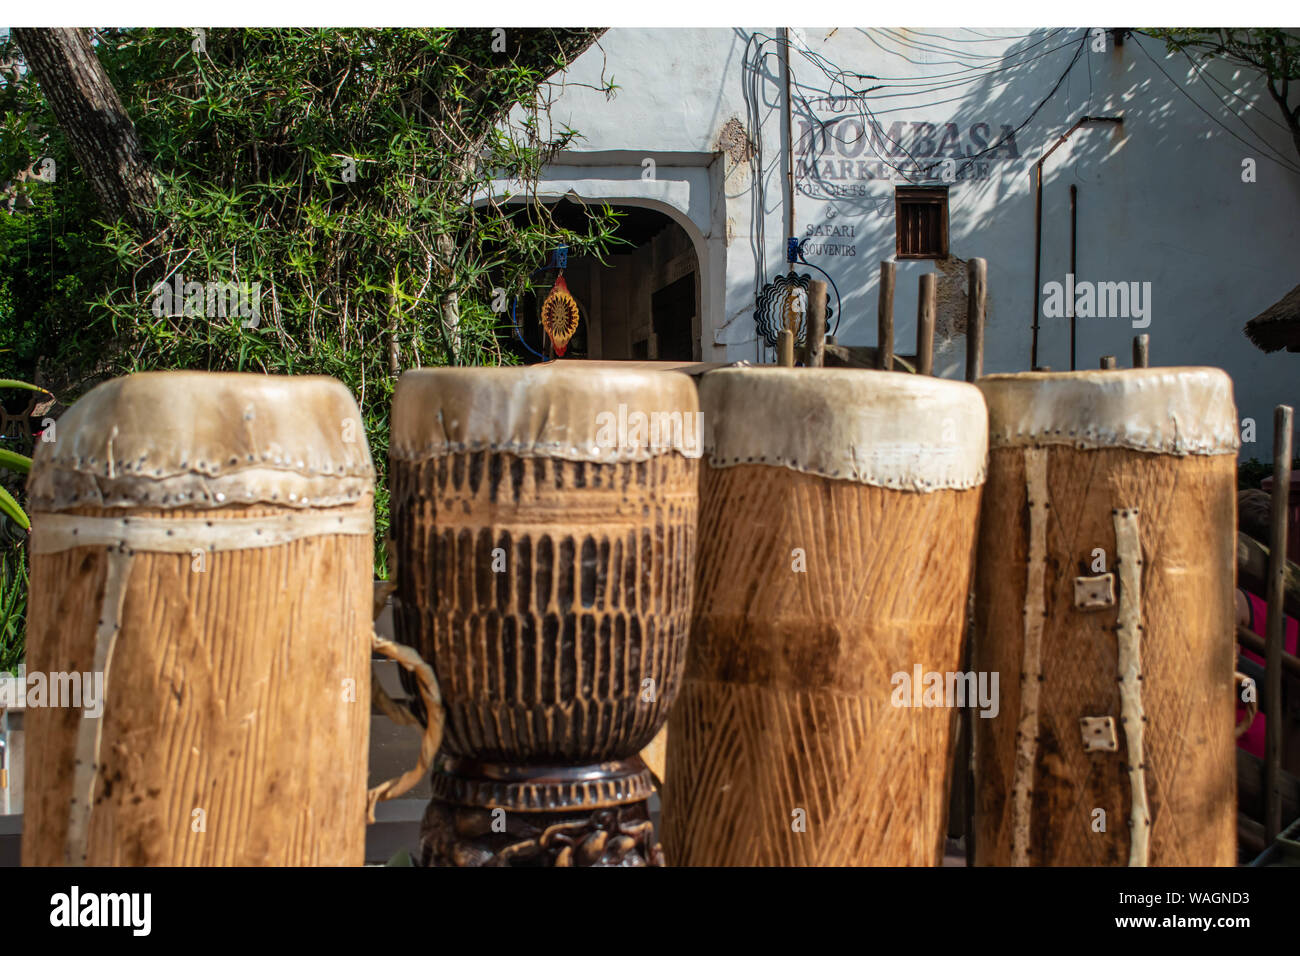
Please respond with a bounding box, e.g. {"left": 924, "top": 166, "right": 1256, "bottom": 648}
{"left": 507, "top": 200, "right": 700, "bottom": 362}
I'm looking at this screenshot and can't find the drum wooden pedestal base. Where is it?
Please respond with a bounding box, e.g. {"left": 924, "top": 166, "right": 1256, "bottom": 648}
{"left": 419, "top": 764, "right": 662, "bottom": 867}
{"left": 418, "top": 756, "right": 663, "bottom": 867}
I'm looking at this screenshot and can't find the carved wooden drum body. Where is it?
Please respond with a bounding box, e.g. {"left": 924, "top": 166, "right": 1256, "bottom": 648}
{"left": 389, "top": 365, "right": 699, "bottom": 866}
{"left": 973, "top": 368, "right": 1239, "bottom": 866}
{"left": 663, "top": 368, "right": 988, "bottom": 866}
{"left": 22, "top": 372, "right": 375, "bottom": 865}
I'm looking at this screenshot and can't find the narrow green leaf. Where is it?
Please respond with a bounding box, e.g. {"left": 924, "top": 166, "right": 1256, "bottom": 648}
{"left": 0, "top": 449, "right": 33, "bottom": 474}
{"left": 0, "top": 485, "right": 30, "bottom": 530}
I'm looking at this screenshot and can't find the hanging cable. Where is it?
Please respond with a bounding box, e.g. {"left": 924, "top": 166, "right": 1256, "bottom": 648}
{"left": 1130, "top": 34, "right": 1300, "bottom": 175}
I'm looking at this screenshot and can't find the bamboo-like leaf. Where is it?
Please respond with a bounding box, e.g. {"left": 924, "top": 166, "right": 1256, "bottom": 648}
{"left": 0, "top": 449, "right": 34, "bottom": 474}
{"left": 0, "top": 485, "right": 30, "bottom": 530}
{"left": 0, "top": 379, "right": 51, "bottom": 396}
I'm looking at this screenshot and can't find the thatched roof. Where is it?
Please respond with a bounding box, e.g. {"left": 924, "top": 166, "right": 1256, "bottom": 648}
{"left": 1245, "top": 282, "right": 1300, "bottom": 353}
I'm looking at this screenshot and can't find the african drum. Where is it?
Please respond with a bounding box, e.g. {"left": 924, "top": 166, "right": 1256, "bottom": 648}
{"left": 973, "top": 368, "right": 1239, "bottom": 866}
{"left": 22, "top": 372, "right": 375, "bottom": 865}
{"left": 389, "top": 365, "right": 699, "bottom": 866}
{"left": 662, "top": 367, "right": 988, "bottom": 866}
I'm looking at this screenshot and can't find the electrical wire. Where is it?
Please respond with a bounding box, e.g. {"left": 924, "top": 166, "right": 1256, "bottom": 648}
{"left": 812, "top": 29, "right": 1065, "bottom": 87}
{"left": 1179, "top": 49, "right": 1293, "bottom": 133}
{"left": 878, "top": 28, "right": 1022, "bottom": 65}
{"left": 792, "top": 31, "right": 1088, "bottom": 187}
{"left": 1130, "top": 33, "right": 1300, "bottom": 175}
{"left": 818, "top": 35, "right": 1085, "bottom": 101}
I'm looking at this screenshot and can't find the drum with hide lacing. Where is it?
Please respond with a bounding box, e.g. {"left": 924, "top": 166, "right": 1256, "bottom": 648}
{"left": 973, "top": 367, "right": 1239, "bottom": 866}
{"left": 22, "top": 372, "right": 377, "bottom": 865}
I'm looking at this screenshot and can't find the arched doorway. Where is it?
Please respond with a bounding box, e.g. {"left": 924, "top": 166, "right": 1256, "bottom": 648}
{"left": 513, "top": 200, "right": 702, "bottom": 362}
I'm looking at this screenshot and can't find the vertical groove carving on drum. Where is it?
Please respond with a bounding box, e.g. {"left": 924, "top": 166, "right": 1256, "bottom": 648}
{"left": 664, "top": 463, "right": 980, "bottom": 866}
{"left": 23, "top": 504, "right": 373, "bottom": 866}
{"left": 392, "top": 452, "right": 696, "bottom": 765}
{"left": 974, "top": 448, "right": 1236, "bottom": 866}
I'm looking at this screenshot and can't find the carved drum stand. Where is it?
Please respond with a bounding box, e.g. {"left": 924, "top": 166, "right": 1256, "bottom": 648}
{"left": 973, "top": 368, "right": 1238, "bottom": 866}
{"left": 389, "top": 365, "right": 699, "bottom": 866}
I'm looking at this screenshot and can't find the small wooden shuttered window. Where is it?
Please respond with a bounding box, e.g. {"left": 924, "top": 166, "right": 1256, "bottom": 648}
{"left": 895, "top": 186, "right": 949, "bottom": 260}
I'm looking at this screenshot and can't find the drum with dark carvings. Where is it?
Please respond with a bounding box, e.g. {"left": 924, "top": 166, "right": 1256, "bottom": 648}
{"left": 389, "top": 365, "right": 699, "bottom": 866}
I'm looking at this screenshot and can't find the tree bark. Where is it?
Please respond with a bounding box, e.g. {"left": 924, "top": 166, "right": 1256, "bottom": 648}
{"left": 12, "top": 28, "right": 157, "bottom": 235}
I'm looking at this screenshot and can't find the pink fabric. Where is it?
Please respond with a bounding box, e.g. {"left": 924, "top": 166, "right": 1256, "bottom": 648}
{"left": 1237, "top": 592, "right": 1299, "bottom": 758}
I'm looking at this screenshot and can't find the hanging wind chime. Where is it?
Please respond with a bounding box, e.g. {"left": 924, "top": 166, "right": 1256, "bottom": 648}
{"left": 753, "top": 239, "right": 838, "bottom": 349}
{"left": 540, "top": 273, "right": 582, "bottom": 357}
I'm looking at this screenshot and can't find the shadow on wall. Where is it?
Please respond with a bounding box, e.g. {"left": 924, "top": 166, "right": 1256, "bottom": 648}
{"left": 738, "top": 27, "right": 1300, "bottom": 379}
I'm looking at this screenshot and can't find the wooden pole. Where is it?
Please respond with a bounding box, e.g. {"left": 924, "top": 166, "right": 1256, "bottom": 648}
{"left": 878, "top": 261, "right": 895, "bottom": 371}
{"left": 1132, "top": 334, "right": 1150, "bottom": 368}
{"left": 958, "top": 256, "right": 987, "bottom": 862}
{"left": 1265, "top": 404, "right": 1293, "bottom": 843}
{"left": 966, "top": 258, "right": 986, "bottom": 383}
{"left": 1031, "top": 164, "right": 1042, "bottom": 369}
{"left": 778, "top": 329, "right": 795, "bottom": 368}
{"left": 1237, "top": 625, "right": 1300, "bottom": 679}
{"left": 807, "top": 280, "right": 828, "bottom": 368}
{"left": 917, "top": 273, "right": 936, "bottom": 376}
{"left": 1069, "top": 183, "right": 1078, "bottom": 370}
{"left": 1100, "top": 355, "right": 1117, "bottom": 370}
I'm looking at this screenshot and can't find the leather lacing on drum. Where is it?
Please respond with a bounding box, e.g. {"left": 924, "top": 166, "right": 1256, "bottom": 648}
{"left": 38, "top": 509, "right": 440, "bottom": 861}
{"left": 31, "top": 511, "right": 373, "bottom": 555}
{"left": 1010, "top": 447, "right": 1049, "bottom": 867}
{"left": 1113, "top": 508, "right": 1151, "bottom": 867}
{"left": 65, "top": 549, "right": 133, "bottom": 865}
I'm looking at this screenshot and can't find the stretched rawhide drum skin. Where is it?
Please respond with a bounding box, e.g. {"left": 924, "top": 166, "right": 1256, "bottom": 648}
{"left": 663, "top": 368, "right": 988, "bottom": 866}
{"left": 973, "top": 368, "right": 1239, "bottom": 867}
{"left": 22, "top": 372, "right": 375, "bottom": 866}
{"left": 389, "top": 365, "right": 699, "bottom": 867}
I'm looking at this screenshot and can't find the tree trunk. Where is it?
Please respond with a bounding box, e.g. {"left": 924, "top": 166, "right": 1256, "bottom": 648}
{"left": 12, "top": 28, "right": 157, "bottom": 235}
{"left": 436, "top": 233, "right": 461, "bottom": 365}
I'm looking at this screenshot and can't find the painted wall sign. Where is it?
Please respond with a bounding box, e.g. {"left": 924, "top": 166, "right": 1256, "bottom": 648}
{"left": 795, "top": 117, "right": 1021, "bottom": 187}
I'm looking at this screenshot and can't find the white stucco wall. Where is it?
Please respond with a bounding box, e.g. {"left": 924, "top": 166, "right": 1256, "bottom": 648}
{"left": 535, "top": 27, "right": 1300, "bottom": 459}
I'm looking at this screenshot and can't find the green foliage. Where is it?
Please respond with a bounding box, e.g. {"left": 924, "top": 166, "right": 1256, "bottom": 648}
{"left": 1149, "top": 29, "right": 1300, "bottom": 82}
{"left": 0, "top": 544, "right": 26, "bottom": 673}
{"left": 0, "top": 47, "right": 118, "bottom": 388}
{"left": 2, "top": 28, "right": 618, "bottom": 567}
{"left": 0, "top": 377, "right": 43, "bottom": 664}
{"left": 1149, "top": 29, "right": 1300, "bottom": 161}
{"left": 1239, "top": 456, "right": 1300, "bottom": 490}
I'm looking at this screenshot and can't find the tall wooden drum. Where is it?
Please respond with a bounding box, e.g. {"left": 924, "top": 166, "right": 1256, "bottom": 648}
{"left": 663, "top": 368, "right": 988, "bottom": 866}
{"left": 389, "top": 365, "right": 699, "bottom": 866}
{"left": 973, "top": 368, "right": 1239, "bottom": 866}
{"left": 22, "top": 372, "right": 376, "bottom": 866}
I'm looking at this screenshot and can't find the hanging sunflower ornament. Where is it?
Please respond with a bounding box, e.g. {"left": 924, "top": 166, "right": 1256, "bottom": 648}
{"left": 540, "top": 274, "right": 581, "bottom": 357}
